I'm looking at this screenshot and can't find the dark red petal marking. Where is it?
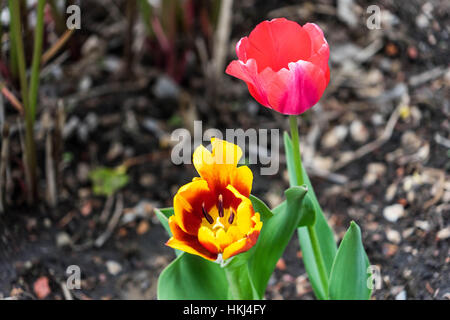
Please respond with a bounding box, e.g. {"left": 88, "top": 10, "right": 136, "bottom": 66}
{"left": 218, "top": 194, "right": 224, "bottom": 217}
{"left": 202, "top": 203, "right": 214, "bottom": 224}
{"left": 228, "top": 211, "right": 235, "bottom": 224}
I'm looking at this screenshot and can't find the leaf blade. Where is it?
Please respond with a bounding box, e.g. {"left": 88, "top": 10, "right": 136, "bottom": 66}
{"left": 248, "top": 185, "right": 308, "bottom": 298}
{"left": 157, "top": 253, "right": 228, "bottom": 300}
{"left": 328, "top": 221, "right": 372, "bottom": 300}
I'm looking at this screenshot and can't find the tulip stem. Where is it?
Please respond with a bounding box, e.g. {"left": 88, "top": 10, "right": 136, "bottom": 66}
{"left": 288, "top": 115, "right": 304, "bottom": 186}
{"left": 307, "top": 224, "right": 329, "bottom": 296}
{"left": 288, "top": 115, "right": 329, "bottom": 298}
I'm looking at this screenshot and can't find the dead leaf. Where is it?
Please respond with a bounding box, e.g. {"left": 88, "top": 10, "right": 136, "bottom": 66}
{"left": 34, "top": 276, "right": 51, "bottom": 299}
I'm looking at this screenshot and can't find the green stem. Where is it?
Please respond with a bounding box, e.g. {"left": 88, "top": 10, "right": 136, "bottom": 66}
{"left": 29, "top": 0, "right": 46, "bottom": 122}
{"left": 307, "top": 225, "right": 329, "bottom": 296}
{"left": 288, "top": 115, "right": 329, "bottom": 297}
{"left": 9, "top": 0, "right": 37, "bottom": 202}
{"left": 288, "top": 115, "right": 304, "bottom": 186}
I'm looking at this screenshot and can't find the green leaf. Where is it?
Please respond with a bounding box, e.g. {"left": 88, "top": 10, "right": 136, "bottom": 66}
{"left": 89, "top": 166, "right": 129, "bottom": 196}
{"left": 250, "top": 194, "right": 273, "bottom": 223}
{"left": 154, "top": 207, "right": 182, "bottom": 256}
{"left": 298, "top": 192, "right": 316, "bottom": 227}
{"left": 157, "top": 253, "right": 228, "bottom": 300}
{"left": 154, "top": 207, "right": 173, "bottom": 236}
{"left": 224, "top": 262, "right": 258, "bottom": 300}
{"left": 284, "top": 132, "right": 337, "bottom": 300}
{"left": 248, "top": 185, "right": 308, "bottom": 299}
{"left": 328, "top": 221, "right": 372, "bottom": 300}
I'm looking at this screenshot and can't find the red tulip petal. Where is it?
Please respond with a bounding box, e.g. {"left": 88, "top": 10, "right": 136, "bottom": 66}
{"left": 167, "top": 216, "right": 218, "bottom": 261}
{"left": 244, "top": 18, "right": 311, "bottom": 72}
{"left": 173, "top": 179, "right": 214, "bottom": 235}
{"left": 226, "top": 59, "right": 270, "bottom": 107}
{"left": 303, "top": 23, "right": 330, "bottom": 84}
{"left": 273, "top": 61, "right": 327, "bottom": 115}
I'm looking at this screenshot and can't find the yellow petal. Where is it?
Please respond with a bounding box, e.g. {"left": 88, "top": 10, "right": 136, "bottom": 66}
{"left": 211, "top": 138, "right": 243, "bottom": 166}
{"left": 226, "top": 185, "right": 254, "bottom": 234}
{"left": 198, "top": 226, "right": 221, "bottom": 254}
{"left": 222, "top": 225, "right": 261, "bottom": 260}
{"left": 231, "top": 165, "right": 253, "bottom": 198}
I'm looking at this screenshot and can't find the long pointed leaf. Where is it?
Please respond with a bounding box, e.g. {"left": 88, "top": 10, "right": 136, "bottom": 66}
{"left": 328, "top": 221, "right": 372, "bottom": 300}
{"left": 248, "top": 185, "right": 308, "bottom": 298}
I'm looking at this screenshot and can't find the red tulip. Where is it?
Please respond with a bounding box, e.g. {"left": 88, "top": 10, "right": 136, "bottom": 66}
{"left": 226, "top": 18, "right": 330, "bottom": 115}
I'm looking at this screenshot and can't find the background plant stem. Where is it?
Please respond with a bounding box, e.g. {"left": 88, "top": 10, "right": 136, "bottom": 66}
{"left": 9, "top": 0, "right": 37, "bottom": 202}
{"left": 288, "top": 114, "right": 329, "bottom": 298}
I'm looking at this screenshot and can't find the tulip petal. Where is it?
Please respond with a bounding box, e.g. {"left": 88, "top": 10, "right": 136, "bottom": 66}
{"left": 222, "top": 227, "right": 261, "bottom": 260}
{"left": 174, "top": 179, "right": 214, "bottom": 235}
{"left": 226, "top": 59, "right": 271, "bottom": 107}
{"left": 231, "top": 165, "right": 253, "bottom": 198}
{"left": 193, "top": 139, "right": 245, "bottom": 198}
{"left": 167, "top": 216, "right": 218, "bottom": 261}
{"left": 274, "top": 61, "right": 327, "bottom": 115}
{"left": 211, "top": 137, "right": 243, "bottom": 166}
{"left": 244, "top": 18, "right": 312, "bottom": 72}
{"left": 303, "top": 23, "right": 330, "bottom": 84}
{"left": 227, "top": 185, "right": 257, "bottom": 234}
{"left": 198, "top": 226, "right": 221, "bottom": 254}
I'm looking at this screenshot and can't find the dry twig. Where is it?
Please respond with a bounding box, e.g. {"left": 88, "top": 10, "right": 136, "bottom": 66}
{"left": 95, "top": 193, "right": 124, "bottom": 248}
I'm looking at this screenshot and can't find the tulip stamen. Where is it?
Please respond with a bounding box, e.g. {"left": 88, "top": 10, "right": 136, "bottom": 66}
{"left": 212, "top": 217, "right": 225, "bottom": 230}
{"left": 218, "top": 194, "right": 224, "bottom": 217}
{"left": 202, "top": 203, "right": 214, "bottom": 224}
{"left": 228, "top": 211, "right": 235, "bottom": 224}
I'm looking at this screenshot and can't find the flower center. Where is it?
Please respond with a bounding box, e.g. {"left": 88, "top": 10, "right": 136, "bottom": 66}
{"left": 201, "top": 194, "right": 235, "bottom": 232}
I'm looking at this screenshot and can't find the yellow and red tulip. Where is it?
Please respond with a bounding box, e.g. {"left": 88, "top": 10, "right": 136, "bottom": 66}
{"left": 166, "top": 138, "right": 262, "bottom": 261}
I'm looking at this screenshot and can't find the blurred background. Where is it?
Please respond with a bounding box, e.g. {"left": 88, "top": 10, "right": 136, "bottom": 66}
{"left": 0, "top": 0, "right": 448, "bottom": 300}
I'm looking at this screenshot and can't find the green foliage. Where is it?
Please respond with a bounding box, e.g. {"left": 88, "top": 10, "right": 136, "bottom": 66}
{"left": 154, "top": 207, "right": 173, "bottom": 236}
{"left": 247, "top": 186, "right": 307, "bottom": 298}
{"left": 249, "top": 194, "right": 273, "bottom": 222}
{"left": 328, "top": 222, "right": 372, "bottom": 300}
{"left": 284, "top": 132, "right": 337, "bottom": 299}
{"left": 158, "top": 252, "right": 229, "bottom": 300}
{"left": 89, "top": 166, "right": 129, "bottom": 197}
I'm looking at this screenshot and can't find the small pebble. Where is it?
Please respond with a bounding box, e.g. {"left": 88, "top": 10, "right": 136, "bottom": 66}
{"left": 322, "top": 125, "right": 348, "bottom": 148}
{"left": 386, "top": 228, "right": 401, "bottom": 244}
{"left": 395, "top": 290, "right": 407, "bottom": 300}
{"left": 383, "top": 204, "right": 405, "bottom": 222}
{"left": 437, "top": 227, "right": 450, "bottom": 240}
{"left": 106, "top": 260, "right": 122, "bottom": 276}
{"left": 350, "top": 120, "right": 369, "bottom": 143}
{"left": 56, "top": 232, "right": 71, "bottom": 248}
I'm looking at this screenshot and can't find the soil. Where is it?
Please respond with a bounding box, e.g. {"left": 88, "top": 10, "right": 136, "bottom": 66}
{"left": 0, "top": 0, "right": 448, "bottom": 300}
